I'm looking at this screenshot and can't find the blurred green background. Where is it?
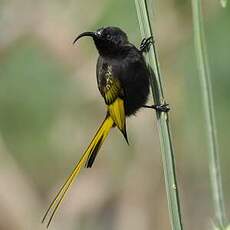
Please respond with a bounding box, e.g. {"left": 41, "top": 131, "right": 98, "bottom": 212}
{"left": 0, "top": 0, "right": 229, "bottom": 229}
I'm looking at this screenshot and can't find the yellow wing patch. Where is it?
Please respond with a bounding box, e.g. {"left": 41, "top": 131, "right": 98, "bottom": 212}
{"left": 100, "top": 65, "right": 128, "bottom": 142}
{"left": 108, "top": 98, "right": 125, "bottom": 131}
{"left": 108, "top": 98, "right": 128, "bottom": 143}
{"left": 104, "top": 77, "right": 121, "bottom": 105}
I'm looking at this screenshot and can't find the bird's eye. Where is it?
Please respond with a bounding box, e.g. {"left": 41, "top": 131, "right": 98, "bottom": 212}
{"left": 96, "top": 31, "right": 102, "bottom": 36}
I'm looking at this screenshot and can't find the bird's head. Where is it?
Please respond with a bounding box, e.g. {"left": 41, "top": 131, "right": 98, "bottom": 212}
{"left": 73, "top": 27, "right": 129, "bottom": 56}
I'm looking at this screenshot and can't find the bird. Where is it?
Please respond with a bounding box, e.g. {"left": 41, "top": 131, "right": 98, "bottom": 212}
{"left": 42, "top": 26, "right": 169, "bottom": 228}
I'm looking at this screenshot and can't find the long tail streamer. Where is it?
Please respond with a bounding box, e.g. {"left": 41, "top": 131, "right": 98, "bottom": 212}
{"left": 42, "top": 116, "right": 114, "bottom": 228}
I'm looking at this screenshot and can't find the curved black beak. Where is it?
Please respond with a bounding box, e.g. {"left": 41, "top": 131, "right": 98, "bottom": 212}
{"left": 73, "top": 32, "right": 95, "bottom": 44}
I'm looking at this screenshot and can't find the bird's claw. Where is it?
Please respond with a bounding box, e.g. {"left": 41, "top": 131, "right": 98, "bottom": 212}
{"left": 143, "top": 103, "right": 170, "bottom": 112}
{"left": 152, "top": 103, "right": 170, "bottom": 113}
{"left": 140, "top": 36, "right": 154, "bottom": 53}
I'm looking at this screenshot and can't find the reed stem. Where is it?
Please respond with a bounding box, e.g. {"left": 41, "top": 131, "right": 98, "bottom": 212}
{"left": 191, "top": 0, "right": 227, "bottom": 228}
{"left": 135, "top": 1, "right": 183, "bottom": 229}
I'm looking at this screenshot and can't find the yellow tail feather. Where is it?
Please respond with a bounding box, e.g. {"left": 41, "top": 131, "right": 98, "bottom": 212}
{"left": 42, "top": 116, "right": 114, "bottom": 228}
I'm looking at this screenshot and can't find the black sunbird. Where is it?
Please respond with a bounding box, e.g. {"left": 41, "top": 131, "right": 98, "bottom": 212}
{"left": 42, "top": 26, "right": 169, "bottom": 228}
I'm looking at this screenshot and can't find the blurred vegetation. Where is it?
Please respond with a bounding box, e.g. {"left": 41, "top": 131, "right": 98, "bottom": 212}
{"left": 0, "top": 0, "right": 229, "bottom": 230}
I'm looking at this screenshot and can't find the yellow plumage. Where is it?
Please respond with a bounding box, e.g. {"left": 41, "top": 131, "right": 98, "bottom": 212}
{"left": 42, "top": 97, "right": 127, "bottom": 227}
{"left": 42, "top": 115, "right": 114, "bottom": 227}
{"left": 108, "top": 98, "right": 125, "bottom": 132}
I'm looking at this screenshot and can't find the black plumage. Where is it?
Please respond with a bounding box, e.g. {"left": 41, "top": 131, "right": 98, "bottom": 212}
{"left": 42, "top": 26, "right": 162, "bottom": 228}
{"left": 94, "top": 27, "right": 150, "bottom": 116}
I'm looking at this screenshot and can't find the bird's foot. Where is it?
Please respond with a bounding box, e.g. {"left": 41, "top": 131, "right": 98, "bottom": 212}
{"left": 143, "top": 103, "right": 170, "bottom": 112}
{"left": 140, "top": 36, "right": 154, "bottom": 53}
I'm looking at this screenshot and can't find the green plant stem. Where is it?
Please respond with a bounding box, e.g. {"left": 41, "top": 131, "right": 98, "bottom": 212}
{"left": 135, "top": 1, "right": 183, "bottom": 229}
{"left": 191, "top": 0, "right": 226, "bottom": 228}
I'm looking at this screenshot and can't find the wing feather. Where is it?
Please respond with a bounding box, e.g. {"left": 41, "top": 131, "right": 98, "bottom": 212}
{"left": 99, "top": 65, "right": 128, "bottom": 143}
{"left": 108, "top": 98, "right": 128, "bottom": 144}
